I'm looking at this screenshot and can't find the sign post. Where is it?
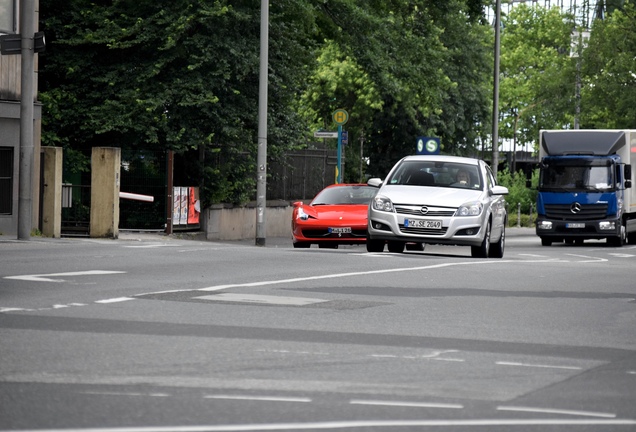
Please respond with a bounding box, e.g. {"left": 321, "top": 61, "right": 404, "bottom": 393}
{"left": 332, "top": 109, "right": 349, "bottom": 183}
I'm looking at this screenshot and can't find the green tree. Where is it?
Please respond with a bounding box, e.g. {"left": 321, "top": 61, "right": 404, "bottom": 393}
{"left": 498, "top": 4, "right": 576, "bottom": 155}
{"left": 40, "top": 0, "right": 317, "bottom": 205}
{"left": 581, "top": 2, "right": 636, "bottom": 128}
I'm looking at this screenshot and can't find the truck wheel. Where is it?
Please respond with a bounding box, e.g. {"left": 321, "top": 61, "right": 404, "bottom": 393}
{"left": 608, "top": 223, "right": 626, "bottom": 247}
{"left": 541, "top": 238, "right": 552, "bottom": 246}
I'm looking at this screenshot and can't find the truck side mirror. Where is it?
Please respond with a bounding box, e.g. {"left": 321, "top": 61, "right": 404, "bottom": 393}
{"left": 625, "top": 164, "right": 632, "bottom": 188}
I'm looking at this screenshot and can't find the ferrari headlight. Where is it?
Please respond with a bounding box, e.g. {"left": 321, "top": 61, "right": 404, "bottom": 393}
{"left": 297, "top": 207, "right": 309, "bottom": 221}
{"left": 372, "top": 196, "right": 394, "bottom": 212}
{"left": 456, "top": 201, "right": 483, "bottom": 217}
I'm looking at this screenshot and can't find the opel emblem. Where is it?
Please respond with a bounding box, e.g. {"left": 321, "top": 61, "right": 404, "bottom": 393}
{"left": 420, "top": 206, "right": 429, "bottom": 215}
{"left": 570, "top": 202, "right": 582, "bottom": 214}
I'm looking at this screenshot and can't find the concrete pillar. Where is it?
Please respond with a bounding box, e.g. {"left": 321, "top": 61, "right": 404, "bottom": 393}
{"left": 90, "top": 147, "right": 120, "bottom": 238}
{"left": 41, "top": 146, "right": 62, "bottom": 238}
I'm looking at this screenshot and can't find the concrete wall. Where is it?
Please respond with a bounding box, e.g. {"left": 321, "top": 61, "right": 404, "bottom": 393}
{"left": 202, "top": 201, "right": 292, "bottom": 241}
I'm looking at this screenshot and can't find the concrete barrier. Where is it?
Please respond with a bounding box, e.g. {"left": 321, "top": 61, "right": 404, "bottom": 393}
{"left": 201, "top": 200, "right": 292, "bottom": 241}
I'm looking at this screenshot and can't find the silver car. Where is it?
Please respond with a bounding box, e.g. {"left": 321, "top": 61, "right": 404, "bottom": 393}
{"left": 366, "top": 155, "right": 509, "bottom": 258}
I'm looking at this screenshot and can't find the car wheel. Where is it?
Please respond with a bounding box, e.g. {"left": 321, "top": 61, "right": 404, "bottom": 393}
{"left": 293, "top": 242, "right": 310, "bottom": 248}
{"left": 387, "top": 241, "right": 405, "bottom": 253}
{"left": 489, "top": 225, "right": 505, "bottom": 258}
{"left": 319, "top": 243, "right": 338, "bottom": 249}
{"left": 366, "top": 238, "right": 385, "bottom": 253}
{"left": 405, "top": 242, "right": 425, "bottom": 251}
{"left": 541, "top": 238, "right": 552, "bottom": 246}
{"left": 471, "top": 221, "right": 491, "bottom": 258}
{"left": 607, "top": 222, "right": 626, "bottom": 247}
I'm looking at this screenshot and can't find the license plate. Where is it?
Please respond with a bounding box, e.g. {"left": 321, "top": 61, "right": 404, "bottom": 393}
{"left": 405, "top": 219, "right": 442, "bottom": 229}
{"left": 566, "top": 223, "right": 585, "bottom": 228}
{"left": 329, "top": 227, "right": 352, "bottom": 234}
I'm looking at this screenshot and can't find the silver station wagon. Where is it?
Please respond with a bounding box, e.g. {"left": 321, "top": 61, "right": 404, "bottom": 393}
{"left": 366, "top": 155, "right": 509, "bottom": 258}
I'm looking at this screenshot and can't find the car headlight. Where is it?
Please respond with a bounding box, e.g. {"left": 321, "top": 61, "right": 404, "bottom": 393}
{"left": 372, "top": 196, "right": 394, "bottom": 212}
{"left": 297, "top": 207, "right": 309, "bottom": 220}
{"left": 456, "top": 201, "right": 483, "bottom": 217}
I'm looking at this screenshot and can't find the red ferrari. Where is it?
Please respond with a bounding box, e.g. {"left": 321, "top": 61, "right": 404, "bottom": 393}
{"left": 291, "top": 183, "right": 377, "bottom": 248}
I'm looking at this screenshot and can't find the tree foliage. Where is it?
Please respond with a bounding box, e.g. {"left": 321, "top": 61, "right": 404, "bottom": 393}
{"left": 581, "top": 2, "right": 636, "bottom": 128}
{"left": 498, "top": 5, "right": 576, "bottom": 151}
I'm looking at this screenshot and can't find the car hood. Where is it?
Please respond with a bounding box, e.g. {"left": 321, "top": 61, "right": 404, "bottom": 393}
{"left": 378, "top": 185, "right": 484, "bottom": 207}
{"left": 304, "top": 204, "right": 369, "bottom": 220}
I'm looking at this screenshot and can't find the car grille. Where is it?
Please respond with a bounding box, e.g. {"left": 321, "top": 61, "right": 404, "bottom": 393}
{"left": 301, "top": 228, "right": 367, "bottom": 238}
{"left": 544, "top": 203, "right": 608, "bottom": 221}
{"left": 399, "top": 225, "right": 448, "bottom": 236}
{"left": 395, "top": 205, "right": 455, "bottom": 217}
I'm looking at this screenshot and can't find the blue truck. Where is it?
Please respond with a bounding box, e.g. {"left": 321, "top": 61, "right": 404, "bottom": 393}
{"left": 536, "top": 129, "right": 636, "bottom": 246}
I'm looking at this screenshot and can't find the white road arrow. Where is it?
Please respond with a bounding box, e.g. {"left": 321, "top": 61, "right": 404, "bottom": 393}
{"left": 4, "top": 270, "right": 126, "bottom": 283}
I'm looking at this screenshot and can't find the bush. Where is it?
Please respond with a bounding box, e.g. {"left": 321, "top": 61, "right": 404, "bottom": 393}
{"left": 497, "top": 168, "right": 538, "bottom": 214}
{"left": 508, "top": 213, "right": 537, "bottom": 228}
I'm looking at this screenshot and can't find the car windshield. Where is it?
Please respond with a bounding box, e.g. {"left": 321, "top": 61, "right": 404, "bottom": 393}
{"left": 311, "top": 185, "right": 377, "bottom": 205}
{"left": 540, "top": 163, "right": 614, "bottom": 192}
{"left": 386, "top": 161, "right": 482, "bottom": 190}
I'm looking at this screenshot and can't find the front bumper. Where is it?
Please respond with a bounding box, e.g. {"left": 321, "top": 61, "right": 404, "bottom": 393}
{"left": 368, "top": 209, "right": 486, "bottom": 247}
{"left": 535, "top": 216, "right": 621, "bottom": 240}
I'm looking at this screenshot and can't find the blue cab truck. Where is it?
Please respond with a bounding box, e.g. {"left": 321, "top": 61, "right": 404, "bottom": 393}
{"left": 536, "top": 129, "right": 636, "bottom": 246}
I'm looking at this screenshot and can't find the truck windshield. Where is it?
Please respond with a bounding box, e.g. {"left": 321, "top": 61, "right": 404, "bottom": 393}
{"left": 539, "top": 162, "right": 614, "bottom": 192}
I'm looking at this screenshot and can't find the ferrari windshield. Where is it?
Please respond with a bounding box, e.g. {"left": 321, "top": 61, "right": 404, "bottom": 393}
{"left": 311, "top": 185, "right": 377, "bottom": 205}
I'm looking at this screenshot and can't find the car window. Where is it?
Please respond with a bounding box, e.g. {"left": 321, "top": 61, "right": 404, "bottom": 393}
{"left": 312, "top": 186, "right": 377, "bottom": 205}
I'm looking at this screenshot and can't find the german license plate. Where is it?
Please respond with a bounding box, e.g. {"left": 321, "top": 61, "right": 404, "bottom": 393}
{"left": 329, "top": 227, "right": 352, "bottom": 234}
{"left": 566, "top": 223, "right": 585, "bottom": 228}
{"left": 405, "top": 219, "right": 442, "bottom": 229}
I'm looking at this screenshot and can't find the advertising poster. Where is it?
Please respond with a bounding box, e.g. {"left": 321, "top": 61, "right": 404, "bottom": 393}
{"left": 180, "top": 187, "right": 188, "bottom": 225}
{"left": 173, "top": 187, "right": 182, "bottom": 225}
{"left": 187, "top": 187, "right": 200, "bottom": 225}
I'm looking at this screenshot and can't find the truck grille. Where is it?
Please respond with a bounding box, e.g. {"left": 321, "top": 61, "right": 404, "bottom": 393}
{"left": 544, "top": 203, "right": 608, "bottom": 221}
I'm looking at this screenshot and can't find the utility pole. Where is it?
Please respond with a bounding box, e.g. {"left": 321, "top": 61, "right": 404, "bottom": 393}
{"left": 255, "top": 0, "right": 268, "bottom": 246}
{"left": 491, "top": 0, "right": 501, "bottom": 176}
{"left": 17, "top": 0, "right": 35, "bottom": 240}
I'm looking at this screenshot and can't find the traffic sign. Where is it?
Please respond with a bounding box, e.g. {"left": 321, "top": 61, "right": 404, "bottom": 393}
{"left": 333, "top": 109, "right": 349, "bottom": 125}
{"left": 314, "top": 131, "right": 338, "bottom": 139}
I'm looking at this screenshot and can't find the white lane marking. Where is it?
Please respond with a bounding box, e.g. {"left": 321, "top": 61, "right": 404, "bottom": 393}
{"left": 608, "top": 253, "right": 635, "bottom": 258}
{"left": 95, "top": 297, "right": 135, "bottom": 304}
{"left": 197, "top": 261, "right": 513, "bottom": 292}
{"left": 370, "top": 350, "right": 464, "bottom": 362}
{"left": 628, "top": 371, "right": 636, "bottom": 375}
{"left": 4, "top": 270, "right": 126, "bottom": 283}
{"left": 204, "top": 395, "right": 312, "bottom": 403}
{"left": 256, "top": 349, "right": 330, "bottom": 356}
{"left": 195, "top": 293, "right": 328, "bottom": 306}
{"left": 79, "top": 391, "right": 170, "bottom": 397}
{"left": 518, "top": 253, "right": 548, "bottom": 258}
{"left": 497, "top": 405, "right": 616, "bottom": 418}
{"left": 9, "top": 418, "right": 636, "bottom": 431}
{"left": 350, "top": 400, "right": 463, "bottom": 409}
{"left": 496, "top": 361, "right": 582, "bottom": 371}
{"left": 564, "top": 254, "right": 608, "bottom": 263}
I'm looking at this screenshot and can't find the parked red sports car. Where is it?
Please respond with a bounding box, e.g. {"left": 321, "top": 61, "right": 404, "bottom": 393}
{"left": 291, "top": 184, "right": 377, "bottom": 248}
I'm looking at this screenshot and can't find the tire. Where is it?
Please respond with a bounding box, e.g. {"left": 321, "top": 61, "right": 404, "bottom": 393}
{"left": 366, "top": 238, "right": 385, "bottom": 253}
{"left": 471, "top": 221, "right": 491, "bottom": 258}
{"left": 293, "top": 242, "right": 310, "bottom": 248}
{"left": 489, "top": 225, "right": 505, "bottom": 258}
{"left": 405, "top": 242, "right": 425, "bottom": 251}
{"left": 607, "top": 222, "right": 626, "bottom": 247}
{"left": 541, "top": 238, "right": 552, "bottom": 246}
{"left": 387, "top": 241, "right": 405, "bottom": 253}
{"left": 319, "top": 243, "right": 338, "bottom": 249}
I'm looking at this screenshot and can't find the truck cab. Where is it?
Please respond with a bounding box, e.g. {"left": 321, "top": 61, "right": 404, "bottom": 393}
{"left": 535, "top": 130, "right": 635, "bottom": 246}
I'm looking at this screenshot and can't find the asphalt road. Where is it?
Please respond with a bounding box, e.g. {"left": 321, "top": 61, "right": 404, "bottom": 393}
{"left": 1, "top": 228, "right": 635, "bottom": 432}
